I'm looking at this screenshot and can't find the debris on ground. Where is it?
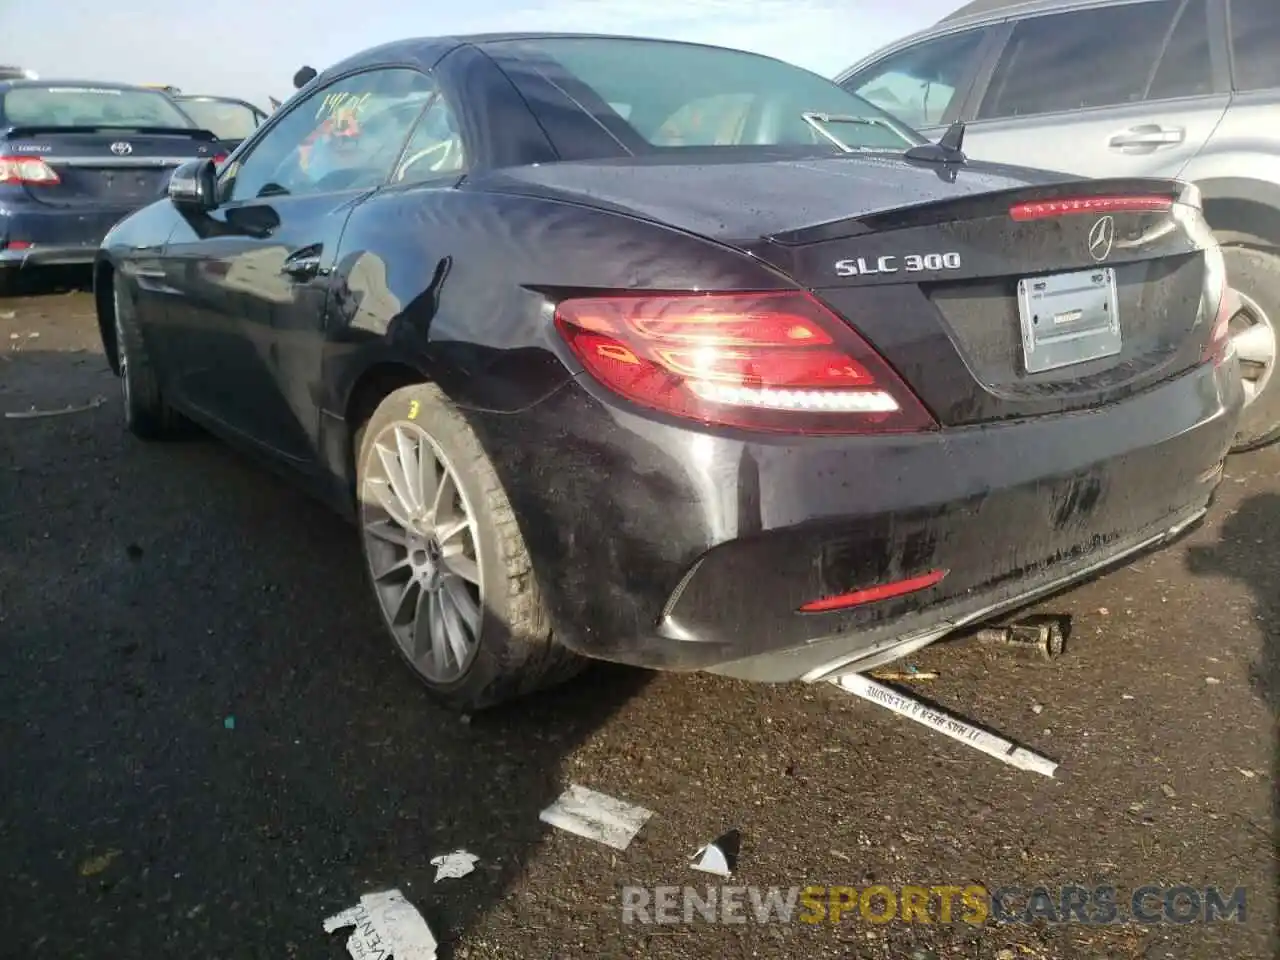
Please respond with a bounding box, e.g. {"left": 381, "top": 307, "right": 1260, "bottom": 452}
{"left": 1160, "top": 783, "right": 1177, "bottom": 799}
{"left": 870, "top": 670, "right": 939, "bottom": 682}
{"left": 0, "top": 310, "right": 15, "bottom": 320}
{"left": 1205, "top": 676, "right": 1221, "bottom": 685}
{"left": 323, "top": 889, "right": 437, "bottom": 960}
{"left": 5, "top": 396, "right": 107, "bottom": 419}
{"left": 223, "top": 715, "right": 236, "bottom": 730}
{"left": 539, "top": 784, "right": 653, "bottom": 850}
{"left": 832, "top": 673, "right": 1058, "bottom": 778}
{"left": 973, "top": 615, "right": 1068, "bottom": 659}
{"left": 430, "top": 849, "right": 479, "bottom": 882}
{"left": 691, "top": 829, "right": 741, "bottom": 877}
{"left": 78, "top": 849, "right": 122, "bottom": 877}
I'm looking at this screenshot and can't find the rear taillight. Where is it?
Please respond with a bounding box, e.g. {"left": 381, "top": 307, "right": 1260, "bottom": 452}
{"left": 213, "top": 153, "right": 228, "bottom": 165}
{"left": 1200, "top": 242, "right": 1234, "bottom": 366}
{"left": 553, "top": 291, "right": 937, "bottom": 434}
{"left": 1009, "top": 195, "right": 1173, "bottom": 221}
{"left": 0, "top": 155, "right": 59, "bottom": 185}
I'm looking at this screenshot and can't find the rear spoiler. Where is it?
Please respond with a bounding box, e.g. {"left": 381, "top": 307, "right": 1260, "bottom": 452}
{"left": 2, "top": 124, "right": 218, "bottom": 141}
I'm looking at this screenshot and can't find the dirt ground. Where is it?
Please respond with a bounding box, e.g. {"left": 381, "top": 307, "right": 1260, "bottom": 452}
{"left": 1, "top": 271, "right": 1276, "bottom": 959}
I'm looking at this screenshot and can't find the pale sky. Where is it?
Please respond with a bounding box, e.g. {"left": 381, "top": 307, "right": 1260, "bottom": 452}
{"left": 0, "top": 0, "right": 956, "bottom": 109}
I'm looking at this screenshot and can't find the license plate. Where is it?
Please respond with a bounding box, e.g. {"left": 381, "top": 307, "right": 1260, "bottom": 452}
{"left": 1017, "top": 267, "right": 1121, "bottom": 374}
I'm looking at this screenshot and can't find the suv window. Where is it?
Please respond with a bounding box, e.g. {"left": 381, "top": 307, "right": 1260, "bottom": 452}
{"left": 1230, "top": 0, "right": 1280, "bottom": 92}
{"left": 223, "top": 68, "right": 438, "bottom": 202}
{"left": 978, "top": 0, "right": 1205, "bottom": 119}
{"left": 1148, "top": 0, "right": 1214, "bottom": 100}
{"left": 840, "top": 29, "right": 988, "bottom": 128}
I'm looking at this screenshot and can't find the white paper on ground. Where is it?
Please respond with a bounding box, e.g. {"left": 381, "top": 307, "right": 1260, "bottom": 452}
{"left": 323, "top": 888, "right": 437, "bottom": 960}
{"left": 691, "top": 842, "right": 733, "bottom": 877}
{"left": 832, "top": 672, "right": 1059, "bottom": 778}
{"left": 539, "top": 784, "right": 654, "bottom": 850}
{"left": 430, "top": 850, "right": 479, "bottom": 882}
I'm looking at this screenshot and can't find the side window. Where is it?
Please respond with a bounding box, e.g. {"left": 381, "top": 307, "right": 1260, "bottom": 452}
{"left": 977, "top": 1, "right": 1184, "bottom": 120}
{"left": 1148, "top": 0, "right": 1213, "bottom": 101}
{"left": 390, "top": 93, "right": 467, "bottom": 185}
{"left": 1230, "top": 0, "right": 1280, "bottom": 92}
{"left": 222, "top": 68, "right": 437, "bottom": 202}
{"left": 840, "top": 29, "right": 988, "bottom": 128}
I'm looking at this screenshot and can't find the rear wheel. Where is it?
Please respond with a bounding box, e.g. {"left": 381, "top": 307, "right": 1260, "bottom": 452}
{"left": 1220, "top": 243, "right": 1280, "bottom": 452}
{"left": 0, "top": 268, "right": 15, "bottom": 298}
{"left": 356, "top": 383, "right": 584, "bottom": 711}
{"left": 112, "top": 277, "right": 185, "bottom": 440}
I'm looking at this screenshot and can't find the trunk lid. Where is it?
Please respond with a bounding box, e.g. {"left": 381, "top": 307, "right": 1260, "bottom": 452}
{"left": 477, "top": 154, "right": 1219, "bottom": 426}
{"left": 474, "top": 151, "right": 1071, "bottom": 244}
{"left": 3, "top": 126, "right": 219, "bottom": 208}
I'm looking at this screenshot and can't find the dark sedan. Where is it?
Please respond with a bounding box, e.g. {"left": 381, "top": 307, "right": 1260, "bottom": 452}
{"left": 93, "top": 33, "right": 1243, "bottom": 711}
{"left": 172, "top": 94, "right": 268, "bottom": 154}
{"left": 0, "top": 80, "right": 225, "bottom": 294}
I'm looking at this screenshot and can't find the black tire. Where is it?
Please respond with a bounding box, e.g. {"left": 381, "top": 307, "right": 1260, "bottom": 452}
{"left": 111, "top": 275, "right": 186, "bottom": 440}
{"left": 356, "top": 382, "right": 585, "bottom": 711}
{"left": 0, "top": 268, "right": 16, "bottom": 298}
{"left": 1219, "top": 241, "right": 1280, "bottom": 453}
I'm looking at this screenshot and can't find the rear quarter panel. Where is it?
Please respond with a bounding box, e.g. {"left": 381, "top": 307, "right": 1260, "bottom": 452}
{"left": 321, "top": 183, "right": 798, "bottom": 418}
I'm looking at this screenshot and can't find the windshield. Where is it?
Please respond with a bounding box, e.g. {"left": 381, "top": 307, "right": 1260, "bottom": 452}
{"left": 177, "top": 98, "right": 261, "bottom": 140}
{"left": 498, "top": 37, "right": 925, "bottom": 152}
{"left": 0, "top": 85, "right": 196, "bottom": 128}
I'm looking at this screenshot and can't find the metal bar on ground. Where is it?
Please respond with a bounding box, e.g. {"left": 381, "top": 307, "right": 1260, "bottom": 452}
{"left": 831, "top": 672, "right": 1059, "bottom": 778}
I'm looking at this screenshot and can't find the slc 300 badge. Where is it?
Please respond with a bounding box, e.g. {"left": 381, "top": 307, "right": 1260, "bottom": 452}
{"left": 834, "top": 252, "right": 963, "bottom": 277}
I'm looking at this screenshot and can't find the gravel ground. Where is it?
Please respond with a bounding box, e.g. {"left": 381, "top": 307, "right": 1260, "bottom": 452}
{"left": 1, "top": 273, "right": 1276, "bottom": 960}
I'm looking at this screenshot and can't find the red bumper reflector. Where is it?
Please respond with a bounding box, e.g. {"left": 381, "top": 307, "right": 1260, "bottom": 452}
{"left": 798, "top": 568, "right": 948, "bottom": 613}
{"left": 1009, "top": 195, "right": 1173, "bottom": 221}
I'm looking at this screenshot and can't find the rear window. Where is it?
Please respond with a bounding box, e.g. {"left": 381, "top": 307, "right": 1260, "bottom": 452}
{"left": 0, "top": 86, "right": 195, "bottom": 128}
{"left": 176, "top": 98, "right": 261, "bottom": 140}
{"left": 497, "top": 38, "right": 924, "bottom": 152}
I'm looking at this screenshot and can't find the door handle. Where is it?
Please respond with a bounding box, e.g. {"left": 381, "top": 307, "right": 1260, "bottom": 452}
{"left": 281, "top": 243, "right": 324, "bottom": 280}
{"left": 1108, "top": 124, "right": 1185, "bottom": 150}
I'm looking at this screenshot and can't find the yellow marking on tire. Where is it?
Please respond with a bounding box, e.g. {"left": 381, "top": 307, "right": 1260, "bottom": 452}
{"left": 408, "top": 399, "right": 421, "bottom": 420}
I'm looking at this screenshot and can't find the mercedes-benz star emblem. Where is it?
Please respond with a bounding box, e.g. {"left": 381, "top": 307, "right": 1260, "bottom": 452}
{"left": 110, "top": 141, "right": 133, "bottom": 156}
{"left": 1088, "top": 215, "right": 1115, "bottom": 262}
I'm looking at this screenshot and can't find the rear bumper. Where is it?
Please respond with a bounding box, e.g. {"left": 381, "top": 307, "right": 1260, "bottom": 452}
{"left": 0, "top": 200, "right": 135, "bottom": 267}
{"left": 468, "top": 355, "right": 1243, "bottom": 683}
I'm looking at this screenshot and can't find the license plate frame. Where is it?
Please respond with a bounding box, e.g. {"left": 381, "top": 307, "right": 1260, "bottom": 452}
{"left": 1017, "top": 267, "right": 1121, "bottom": 374}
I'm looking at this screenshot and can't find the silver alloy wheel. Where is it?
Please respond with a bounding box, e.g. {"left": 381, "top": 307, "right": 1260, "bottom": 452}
{"left": 1230, "top": 289, "right": 1277, "bottom": 407}
{"left": 113, "top": 287, "right": 131, "bottom": 412}
{"left": 360, "top": 421, "right": 484, "bottom": 683}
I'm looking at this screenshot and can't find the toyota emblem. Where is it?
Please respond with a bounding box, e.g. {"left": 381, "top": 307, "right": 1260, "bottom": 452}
{"left": 110, "top": 141, "right": 133, "bottom": 156}
{"left": 1088, "top": 215, "right": 1115, "bottom": 263}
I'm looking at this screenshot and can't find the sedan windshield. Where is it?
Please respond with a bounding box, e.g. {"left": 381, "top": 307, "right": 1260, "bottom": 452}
{"left": 176, "top": 98, "right": 262, "bottom": 140}
{"left": 497, "top": 37, "right": 925, "bottom": 152}
{"left": 0, "top": 85, "right": 196, "bottom": 128}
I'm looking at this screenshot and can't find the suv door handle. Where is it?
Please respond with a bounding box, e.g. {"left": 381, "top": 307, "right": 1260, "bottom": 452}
{"left": 1108, "top": 124, "right": 1186, "bottom": 150}
{"left": 280, "top": 243, "right": 324, "bottom": 280}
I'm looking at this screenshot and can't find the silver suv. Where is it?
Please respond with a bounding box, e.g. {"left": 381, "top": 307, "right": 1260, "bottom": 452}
{"left": 836, "top": 0, "right": 1280, "bottom": 451}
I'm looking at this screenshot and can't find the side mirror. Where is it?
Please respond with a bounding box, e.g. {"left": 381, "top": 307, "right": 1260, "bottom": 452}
{"left": 168, "top": 158, "right": 217, "bottom": 213}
